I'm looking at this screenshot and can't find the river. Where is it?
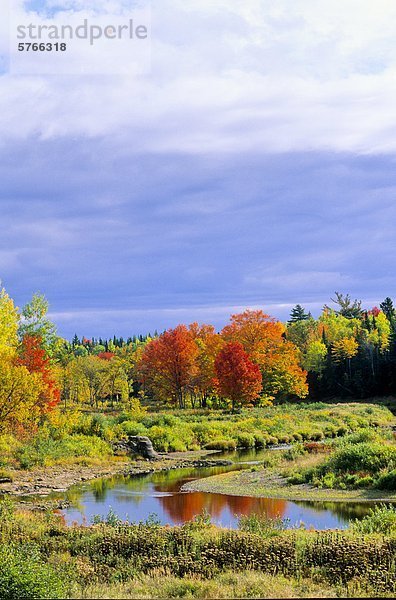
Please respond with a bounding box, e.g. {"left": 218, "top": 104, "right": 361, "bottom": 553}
{"left": 59, "top": 448, "right": 380, "bottom": 529}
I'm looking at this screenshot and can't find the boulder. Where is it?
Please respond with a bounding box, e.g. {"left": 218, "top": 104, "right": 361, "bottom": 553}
{"left": 113, "top": 436, "right": 158, "bottom": 460}
{"left": 128, "top": 436, "right": 158, "bottom": 459}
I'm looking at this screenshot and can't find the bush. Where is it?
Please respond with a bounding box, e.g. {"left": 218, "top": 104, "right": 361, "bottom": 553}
{"left": 204, "top": 439, "right": 237, "bottom": 451}
{"left": 376, "top": 470, "right": 396, "bottom": 491}
{"left": 351, "top": 504, "right": 396, "bottom": 534}
{"left": 16, "top": 434, "right": 112, "bottom": 469}
{"left": 283, "top": 444, "right": 306, "bottom": 461}
{"left": 328, "top": 443, "right": 396, "bottom": 475}
{"left": 121, "top": 420, "right": 148, "bottom": 437}
{"left": 0, "top": 545, "right": 66, "bottom": 599}
{"left": 238, "top": 513, "right": 290, "bottom": 537}
{"left": 287, "top": 472, "right": 306, "bottom": 485}
{"left": 236, "top": 433, "right": 255, "bottom": 449}
{"left": 321, "top": 472, "right": 336, "bottom": 489}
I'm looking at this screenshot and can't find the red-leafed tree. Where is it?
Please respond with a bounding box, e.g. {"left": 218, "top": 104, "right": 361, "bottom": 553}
{"left": 138, "top": 325, "right": 198, "bottom": 408}
{"left": 97, "top": 351, "right": 115, "bottom": 361}
{"left": 18, "top": 335, "right": 60, "bottom": 413}
{"left": 214, "top": 341, "right": 262, "bottom": 412}
{"left": 222, "top": 310, "right": 308, "bottom": 400}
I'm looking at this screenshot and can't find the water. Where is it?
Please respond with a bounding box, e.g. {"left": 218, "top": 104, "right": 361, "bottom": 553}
{"left": 59, "top": 448, "right": 377, "bottom": 529}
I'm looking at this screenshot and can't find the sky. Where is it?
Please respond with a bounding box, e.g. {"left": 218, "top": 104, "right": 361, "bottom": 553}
{"left": 1, "top": 0, "right": 396, "bottom": 338}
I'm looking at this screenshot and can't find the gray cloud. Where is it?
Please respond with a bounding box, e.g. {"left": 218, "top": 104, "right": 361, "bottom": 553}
{"left": 0, "top": 140, "right": 395, "bottom": 336}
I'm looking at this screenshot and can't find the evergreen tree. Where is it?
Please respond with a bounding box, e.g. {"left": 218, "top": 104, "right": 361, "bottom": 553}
{"left": 327, "top": 292, "right": 363, "bottom": 319}
{"left": 380, "top": 297, "right": 396, "bottom": 323}
{"left": 288, "top": 304, "right": 311, "bottom": 323}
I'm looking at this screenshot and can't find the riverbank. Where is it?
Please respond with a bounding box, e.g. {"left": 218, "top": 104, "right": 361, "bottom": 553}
{"left": 0, "top": 450, "right": 229, "bottom": 499}
{"left": 2, "top": 502, "right": 396, "bottom": 599}
{"left": 182, "top": 466, "right": 396, "bottom": 502}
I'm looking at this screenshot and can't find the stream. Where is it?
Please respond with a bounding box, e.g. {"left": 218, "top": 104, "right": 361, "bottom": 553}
{"left": 58, "top": 448, "right": 381, "bottom": 529}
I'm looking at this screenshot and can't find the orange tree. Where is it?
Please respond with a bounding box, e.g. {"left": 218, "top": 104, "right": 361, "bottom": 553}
{"left": 222, "top": 310, "right": 308, "bottom": 401}
{"left": 138, "top": 325, "right": 198, "bottom": 408}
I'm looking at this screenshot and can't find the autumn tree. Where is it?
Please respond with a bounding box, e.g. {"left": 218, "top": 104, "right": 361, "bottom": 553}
{"left": 214, "top": 342, "right": 262, "bottom": 411}
{"left": 67, "top": 356, "right": 109, "bottom": 408}
{"left": 0, "top": 287, "right": 19, "bottom": 360}
{"left": 0, "top": 360, "right": 43, "bottom": 433}
{"left": 18, "top": 335, "right": 60, "bottom": 413}
{"left": 18, "top": 293, "right": 57, "bottom": 354}
{"left": 188, "top": 323, "right": 223, "bottom": 408}
{"left": 138, "top": 325, "right": 198, "bottom": 408}
{"left": 222, "top": 310, "right": 308, "bottom": 400}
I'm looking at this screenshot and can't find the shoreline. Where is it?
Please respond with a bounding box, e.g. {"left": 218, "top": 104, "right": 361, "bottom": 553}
{"left": 0, "top": 450, "right": 229, "bottom": 502}
{"left": 181, "top": 468, "right": 396, "bottom": 503}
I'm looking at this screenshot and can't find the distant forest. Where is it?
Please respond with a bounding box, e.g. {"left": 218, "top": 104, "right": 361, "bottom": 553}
{"left": 2, "top": 287, "right": 396, "bottom": 434}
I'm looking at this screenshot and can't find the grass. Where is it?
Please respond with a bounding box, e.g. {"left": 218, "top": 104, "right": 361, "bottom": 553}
{"left": 0, "top": 401, "right": 392, "bottom": 470}
{"left": 70, "top": 570, "right": 340, "bottom": 599}
{"left": 184, "top": 443, "right": 396, "bottom": 501}
{"left": 2, "top": 501, "right": 396, "bottom": 598}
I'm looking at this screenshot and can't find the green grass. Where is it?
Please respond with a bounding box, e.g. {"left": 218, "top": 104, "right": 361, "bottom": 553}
{"left": 1, "top": 401, "right": 392, "bottom": 469}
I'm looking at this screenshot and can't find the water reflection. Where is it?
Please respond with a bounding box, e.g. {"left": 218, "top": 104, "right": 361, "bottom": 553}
{"left": 60, "top": 460, "right": 376, "bottom": 530}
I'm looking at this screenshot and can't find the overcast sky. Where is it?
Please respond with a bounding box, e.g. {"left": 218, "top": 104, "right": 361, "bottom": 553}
{"left": 1, "top": 0, "right": 396, "bottom": 338}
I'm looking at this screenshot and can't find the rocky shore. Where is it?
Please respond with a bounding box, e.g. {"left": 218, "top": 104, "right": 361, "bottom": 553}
{"left": 0, "top": 451, "right": 232, "bottom": 504}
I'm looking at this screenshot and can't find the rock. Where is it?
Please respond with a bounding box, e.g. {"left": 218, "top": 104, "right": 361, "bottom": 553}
{"left": 113, "top": 436, "right": 159, "bottom": 460}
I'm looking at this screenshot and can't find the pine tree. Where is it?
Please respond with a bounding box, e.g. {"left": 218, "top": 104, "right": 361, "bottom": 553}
{"left": 288, "top": 304, "right": 311, "bottom": 323}
{"left": 327, "top": 292, "right": 363, "bottom": 319}
{"left": 380, "top": 297, "right": 396, "bottom": 323}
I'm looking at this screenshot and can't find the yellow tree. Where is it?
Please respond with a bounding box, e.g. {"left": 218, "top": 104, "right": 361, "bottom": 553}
{"left": 0, "top": 287, "right": 19, "bottom": 360}
{"left": 0, "top": 360, "right": 44, "bottom": 433}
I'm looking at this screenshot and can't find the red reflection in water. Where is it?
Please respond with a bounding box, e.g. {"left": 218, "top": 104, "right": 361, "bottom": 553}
{"left": 159, "top": 491, "right": 287, "bottom": 523}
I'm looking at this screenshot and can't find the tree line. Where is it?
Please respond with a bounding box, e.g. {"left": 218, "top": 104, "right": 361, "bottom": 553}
{"left": 1, "top": 286, "right": 396, "bottom": 432}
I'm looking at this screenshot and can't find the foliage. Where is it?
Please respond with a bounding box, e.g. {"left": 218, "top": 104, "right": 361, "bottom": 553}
{"left": 238, "top": 513, "right": 290, "bottom": 537}
{"left": 3, "top": 506, "right": 396, "bottom": 597}
{"left": 139, "top": 325, "right": 198, "bottom": 408}
{"left": 0, "top": 544, "right": 66, "bottom": 599}
{"left": 214, "top": 342, "right": 262, "bottom": 411}
{"left": 351, "top": 504, "right": 396, "bottom": 534}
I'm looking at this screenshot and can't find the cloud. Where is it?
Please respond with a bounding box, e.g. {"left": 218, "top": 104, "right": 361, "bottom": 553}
{"left": 1, "top": 1, "right": 396, "bottom": 336}
{"left": 2, "top": 1, "right": 396, "bottom": 153}
{"left": 0, "top": 142, "right": 394, "bottom": 336}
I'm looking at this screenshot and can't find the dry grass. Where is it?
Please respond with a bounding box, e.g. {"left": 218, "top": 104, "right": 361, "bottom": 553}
{"left": 70, "top": 570, "right": 339, "bottom": 599}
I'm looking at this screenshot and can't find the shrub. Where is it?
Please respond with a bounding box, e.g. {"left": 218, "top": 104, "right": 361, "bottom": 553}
{"left": 16, "top": 434, "right": 112, "bottom": 469}
{"left": 236, "top": 433, "right": 255, "bottom": 449}
{"left": 287, "top": 472, "right": 306, "bottom": 485}
{"left": 0, "top": 545, "right": 66, "bottom": 599}
{"left": 283, "top": 444, "right": 306, "bottom": 461}
{"left": 121, "top": 420, "right": 148, "bottom": 437}
{"left": 351, "top": 504, "right": 396, "bottom": 534}
{"left": 204, "top": 440, "right": 237, "bottom": 451}
{"left": 355, "top": 475, "right": 374, "bottom": 488}
{"left": 321, "top": 472, "right": 336, "bottom": 489}
{"left": 376, "top": 470, "right": 396, "bottom": 491}
{"left": 238, "top": 513, "right": 290, "bottom": 537}
{"left": 303, "top": 442, "right": 328, "bottom": 454}
{"left": 329, "top": 443, "right": 396, "bottom": 475}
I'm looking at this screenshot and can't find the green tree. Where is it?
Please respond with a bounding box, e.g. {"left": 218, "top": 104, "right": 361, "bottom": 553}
{"left": 18, "top": 293, "right": 57, "bottom": 353}
{"left": 326, "top": 292, "right": 363, "bottom": 319}
{"left": 288, "top": 304, "right": 311, "bottom": 323}
{"left": 380, "top": 297, "right": 396, "bottom": 326}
